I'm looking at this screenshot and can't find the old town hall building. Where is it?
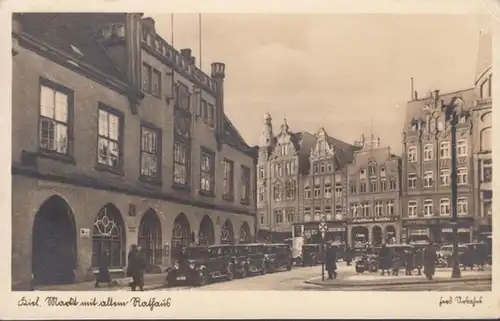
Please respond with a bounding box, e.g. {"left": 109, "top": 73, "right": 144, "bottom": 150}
{"left": 12, "top": 13, "right": 256, "bottom": 289}
{"left": 256, "top": 114, "right": 356, "bottom": 243}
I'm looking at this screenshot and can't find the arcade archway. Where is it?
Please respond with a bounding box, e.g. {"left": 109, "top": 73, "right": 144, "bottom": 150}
{"left": 171, "top": 213, "right": 191, "bottom": 259}
{"left": 385, "top": 225, "right": 397, "bottom": 244}
{"left": 221, "top": 219, "right": 235, "bottom": 245}
{"left": 92, "top": 204, "right": 126, "bottom": 269}
{"left": 239, "top": 222, "right": 252, "bottom": 244}
{"left": 372, "top": 226, "right": 383, "bottom": 246}
{"left": 32, "top": 195, "right": 77, "bottom": 285}
{"left": 138, "top": 209, "right": 162, "bottom": 268}
{"left": 351, "top": 226, "right": 369, "bottom": 245}
{"left": 198, "top": 215, "right": 215, "bottom": 246}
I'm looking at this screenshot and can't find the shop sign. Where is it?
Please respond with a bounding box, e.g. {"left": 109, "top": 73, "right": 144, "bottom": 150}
{"left": 403, "top": 219, "right": 438, "bottom": 227}
{"left": 442, "top": 227, "right": 471, "bottom": 233}
{"left": 351, "top": 217, "right": 394, "bottom": 223}
{"left": 328, "top": 227, "right": 345, "bottom": 232}
{"left": 409, "top": 228, "right": 428, "bottom": 236}
{"left": 79, "top": 228, "right": 90, "bottom": 239}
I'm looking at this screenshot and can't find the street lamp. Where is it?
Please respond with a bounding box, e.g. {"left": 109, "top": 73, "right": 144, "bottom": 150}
{"left": 444, "top": 97, "right": 462, "bottom": 279}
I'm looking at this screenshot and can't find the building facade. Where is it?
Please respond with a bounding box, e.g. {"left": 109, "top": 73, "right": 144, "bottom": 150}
{"left": 401, "top": 88, "right": 477, "bottom": 245}
{"left": 345, "top": 135, "right": 402, "bottom": 246}
{"left": 256, "top": 115, "right": 355, "bottom": 243}
{"left": 12, "top": 13, "right": 256, "bottom": 289}
{"left": 471, "top": 32, "right": 492, "bottom": 242}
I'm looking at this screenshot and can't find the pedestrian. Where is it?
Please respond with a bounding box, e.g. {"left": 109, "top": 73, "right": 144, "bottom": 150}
{"left": 326, "top": 243, "right": 338, "bottom": 280}
{"left": 95, "top": 249, "right": 112, "bottom": 287}
{"left": 462, "top": 246, "right": 474, "bottom": 271}
{"left": 379, "top": 244, "right": 391, "bottom": 276}
{"left": 345, "top": 246, "right": 352, "bottom": 266}
{"left": 423, "top": 243, "right": 437, "bottom": 280}
{"left": 391, "top": 251, "right": 401, "bottom": 276}
{"left": 404, "top": 249, "right": 414, "bottom": 276}
{"left": 127, "top": 244, "right": 146, "bottom": 291}
{"left": 415, "top": 248, "right": 423, "bottom": 276}
{"left": 477, "top": 245, "right": 486, "bottom": 272}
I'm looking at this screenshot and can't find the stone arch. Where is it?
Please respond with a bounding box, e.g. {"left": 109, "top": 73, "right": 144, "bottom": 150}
{"left": 385, "top": 225, "right": 397, "bottom": 244}
{"left": 198, "top": 215, "right": 215, "bottom": 246}
{"left": 92, "top": 203, "right": 126, "bottom": 269}
{"left": 138, "top": 209, "right": 163, "bottom": 269}
{"left": 351, "top": 226, "right": 369, "bottom": 245}
{"left": 372, "top": 225, "right": 383, "bottom": 246}
{"left": 171, "top": 213, "right": 191, "bottom": 260}
{"left": 221, "top": 219, "right": 235, "bottom": 245}
{"left": 32, "top": 195, "right": 77, "bottom": 285}
{"left": 239, "top": 221, "right": 252, "bottom": 244}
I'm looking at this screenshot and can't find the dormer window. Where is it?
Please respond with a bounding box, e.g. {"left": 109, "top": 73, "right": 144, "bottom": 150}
{"left": 368, "top": 162, "right": 377, "bottom": 178}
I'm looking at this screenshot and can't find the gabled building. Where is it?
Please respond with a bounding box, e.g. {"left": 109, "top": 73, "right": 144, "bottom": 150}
{"left": 11, "top": 13, "right": 256, "bottom": 289}
{"left": 256, "top": 114, "right": 356, "bottom": 243}
{"left": 345, "top": 135, "right": 402, "bottom": 246}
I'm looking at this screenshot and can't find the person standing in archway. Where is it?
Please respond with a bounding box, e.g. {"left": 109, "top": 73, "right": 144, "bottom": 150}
{"left": 95, "top": 249, "right": 112, "bottom": 287}
{"left": 127, "top": 244, "right": 146, "bottom": 291}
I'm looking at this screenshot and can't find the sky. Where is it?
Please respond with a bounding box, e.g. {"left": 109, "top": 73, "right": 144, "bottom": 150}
{"left": 148, "top": 14, "right": 490, "bottom": 154}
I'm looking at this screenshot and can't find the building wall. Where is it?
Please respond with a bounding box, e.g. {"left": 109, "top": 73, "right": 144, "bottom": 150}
{"left": 12, "top": 15, "right": 256, "bottom": 287}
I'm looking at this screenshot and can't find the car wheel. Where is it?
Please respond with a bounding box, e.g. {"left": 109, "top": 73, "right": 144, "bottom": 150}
{"left": 260, "top": 262, "right": 267, "bottom": 275}
{"left": 227, "top": 265, "right": 234, "bottom": 281}
{"left": 240, "top": 265, "right": 248, "bottom": 278}
{"left": 369, "top": 263, "right": 378, "bottom": 273}
{"left": 197, "top": 270, "right": 207, "bottom": 287}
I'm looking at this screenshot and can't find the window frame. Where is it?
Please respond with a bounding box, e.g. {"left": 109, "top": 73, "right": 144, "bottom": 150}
{"left": 408, "top": 146, "right": 417, "bottom": 163}
{"left": 408, "top": 173, "right": 417, "bottom": 189}
{"left": 423, "top": 199, "right": 433, "bottom": 216}
{"left": 457, "top": 139, "right": 468, "bottom": 157}
{"left": 440, "top": 198, "right": 451, "bottom": 216}
{"left": 457, "top": 167, "right": 468, "bottom": 185}
{"left": 386, "top": 200, "right": 394, "bottom": 216}
{"left": 408, "top": 200, "right": 418, "bottom": 217}
{"left": 222, "top": 159, "right": 235, "bottom": 200}
{"left": 240, "top": 165, "right": 251, "bottom": 204}
{"left": 440, "top": 169, "right": 450, "bottom": 186}
{"left": 423, "top": 171, "right": 433, "bottom": 188}
{"left": 95, "top": 103, "right": 125, "bottom": 175}
{"left": 199, "top": 147, "right": 215, "bottom": 196}
{"left": 139, "top": 121, "right": 162, "bottom": 184}
{"left": 440, "top": 142, "right": 450, "bottom": 159}
{"left": 423, "top": 144, "right": 433, "bottom": 161}
{"left": 457, "top": 197, "right": 468, "bottom": 216}
{"left": 38, "top": 78, "right": 75, "bottom": 163}
{"left": 142, "top": 62, "right": 152, "bottom": 93}
{"left": 151, "top": 68, "right": 162, "bottom": 98}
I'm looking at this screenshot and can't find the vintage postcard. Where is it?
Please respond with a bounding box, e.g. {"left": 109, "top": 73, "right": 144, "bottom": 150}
{"left": 2, "top": 0, "right": 499, "bottom": 319}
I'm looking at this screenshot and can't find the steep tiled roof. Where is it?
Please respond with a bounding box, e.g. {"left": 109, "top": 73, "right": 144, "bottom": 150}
{"left": 16, "top": 13, "right": 127, "bottom": 82}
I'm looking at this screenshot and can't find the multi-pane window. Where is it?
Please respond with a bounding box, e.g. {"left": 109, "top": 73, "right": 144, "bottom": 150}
{"left": 304, "top": 186, "right": 311, "bottom": 199}
{"left": 423, "top": 199, "right": 433, "bottom": 216}
{"left": 458, "top": 197, "right": 468, "bottom": 216}
{"left": 380, "top": 179, "right": 387, "bottom": 191}
{"left": 424, "top": 144, "right": 433, "bottom": 161}
{"left": 200, "top": 150, "right": 214, "bottom": 194}
{"left": 440, "top": 169, "right": 450, "bottom": 186}
{"left": 274, "top": 209, "right": 283, "bottom": 224}
{"left": 362, "top": 203, "right": 370, "bottom": 217}
{"left": 408, "top": 146, "right": 417, "bottom": 162}
{"left": 335, "top": 183, "right": 342, "bottom": 197}
{"left": 240, "top": 166, "right": 251, "bottom": 203}
{"left": 274, "top": 183, "right": 281, "bottom": 201}
{"left": 140, "top": 126, "right": 160, "bottom": 178}
{"left": 313, "top": 207, "right": 321, "bottom": 221}
{"left": 200, "top": 99, "right": 208, "bottom": 122}
{"left": 286, "top": 208, "right": 295, "bottom": 223}
{"left": 386, "top": 200, "right": 394, "bottom": 216}
{"left": 314, "top": 178, "right": 321, "bottom": 198}
{"left": 258, "top": 187, "right": 265, "bottom": 202}
{"left": 97, "top": 107, "right": 121, "bottom": 168}
{"left": 440, "top": 142, "right": 450, "bottom": 159}
{"left": 222, "top": 159, "right": 234, "bottom": 198}
{"left": 423, "top": 171, "right": 433, "bottom": 188}
{"left": 152, "top": 69, "right": 161, "bottom": 97}
{"left": 335, "top": 205, "right": 342, "bottom": 215}
{"left": 350, "top": 182, "right": 357, "bottom": 194}
{"left": 360, "top": 182, "right": 367, "bottom": 193}
{"left": 440, "top": 199, "right": 450, "bottom": 216}
{"left": 324, "top": 182, "right": 332, "bottom": 198}
{"left": 39, "top": 83, "right": 70, "bottom": 155}
{"left": 374, "top": 201, "right": 383, "bottom": 217}
{"left": 173, "top": 142, "right": 188, "bottom": 185}
{"left": 368, "top": 163, "right": 377, "bottom": 177}
{"left": 142, "top": 63, "right": 152, "bottom": 93}
{"left": 284, "top": 179, "right": 296, "bottom": 199}
{"left": 482, "top": 159, "right": 492, "bottom": 183}
{"left": 457, "top": 168, "right": 467, "bottom": 184}
{"left": 304, "top": 207, "right": 312, "bottom": 221}
{"left": 457, "top": 140, "right": 468, "bottom": 157}
{"left": 176, "top": 82, "right": 191, "bottom": 111}
{"left": 408, "top": 201, "right": 418, "bottom": 217}
{"left": 370, "top": 180, "right": 377, "bottom": 192}
{"left": 389, "top": 179, "right": 397, "bottom": 190}
{"left": 408, "top": 173, "right": 417, "bottom": 189}
{"left": 350, "top": 203, "right": 359, "bottom": 218}
{"left": 207, "top": 103, "right": 215, "bottom": 128}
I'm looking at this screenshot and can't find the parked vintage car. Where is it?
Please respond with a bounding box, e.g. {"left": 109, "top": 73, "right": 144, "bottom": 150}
{"left": 164, "top": 245, "right": 234, "bottom": 287}
{"left": 229, "top": 244, "right": 267, "bottom": 278}
{"left": 354, "top": 246, "right": 381, "bottom": 273}
{"left": 301, "top": 244, "right": 321, "bottom": 266}
{"left": 438, "top": 244, "right": 467, "bottom": 267}
{"left": 262, "top": 243, "right": 293, "bottom": 273}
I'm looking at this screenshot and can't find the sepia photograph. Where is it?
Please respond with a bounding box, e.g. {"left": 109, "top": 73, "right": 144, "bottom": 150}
{"left": 5, "top": 2, "right": 499, "bottom": 319}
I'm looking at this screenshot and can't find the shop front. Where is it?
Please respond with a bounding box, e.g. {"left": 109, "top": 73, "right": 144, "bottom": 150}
{"left": 403, "top": 218, "right": 474, "bottom": 245}
{"left": 301, "top": 220, "right": 347, "bottom": 246}
{"left": 347, "top": 217, "right": 400, "bottom": 246}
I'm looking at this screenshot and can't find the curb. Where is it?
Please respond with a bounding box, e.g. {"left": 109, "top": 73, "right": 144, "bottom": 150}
{"left": 304, "top": 276, "right": 492, "bottom": 288}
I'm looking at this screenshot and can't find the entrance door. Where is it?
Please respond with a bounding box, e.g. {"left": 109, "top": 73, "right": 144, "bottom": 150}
{"left": 221, "top": 219, "right": 234, "bottom": 245}
{"left": 32, "top": 195, "right": 77, "bottom": 285}
{"left": 171, "top": 213, "right": 191, "bottom": 261}
{"left": 138, "top": 209, "right": 163, "bottom": 269}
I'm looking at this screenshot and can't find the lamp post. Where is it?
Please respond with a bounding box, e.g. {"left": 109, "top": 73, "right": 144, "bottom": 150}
{"left": 445, "top": 97, "right": 461, "bottom": 279}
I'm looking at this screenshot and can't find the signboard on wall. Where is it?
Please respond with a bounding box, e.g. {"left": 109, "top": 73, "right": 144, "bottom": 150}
{"left": 79, "top": 228, "right": 90, "bottom": 239}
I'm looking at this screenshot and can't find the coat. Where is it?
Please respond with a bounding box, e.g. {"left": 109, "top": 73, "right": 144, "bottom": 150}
{"left": 379, "top": 247, "right": 392, "bottom": 269}
{"left": 96, "top": 253, "right": 111, "bottom": 283}
{"left": 423, "top": 247, "right": 437, "bottom": 276}
{"left": 127, "top": 249, "right": 146, "bottom": 277}
{"left": 404, "top": 251, "right": 414, "bottom": 269}
{"left": 326, "top": 247, "right": 337, "bottom": 270}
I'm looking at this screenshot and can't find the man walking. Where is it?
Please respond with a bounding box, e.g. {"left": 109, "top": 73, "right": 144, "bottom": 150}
{"left": 326, "top": 243, "right": 338, "bottom": 280}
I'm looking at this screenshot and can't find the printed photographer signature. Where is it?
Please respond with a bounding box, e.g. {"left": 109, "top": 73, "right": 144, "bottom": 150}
{"left": 439, "top": 296, "right": 483, "bottom": 307}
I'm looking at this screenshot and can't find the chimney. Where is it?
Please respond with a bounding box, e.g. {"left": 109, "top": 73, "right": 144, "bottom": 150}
{"left": 414, "top": 91, "right": 418, "bottom": 100}
{"left": 211, "top": 62, "right": 226, "bottom": 142}
{"left": 141, "top": 17, "right": 156, "bottom": 33}
{"left": 410, "top": 77, "right": 414, "bottom": 100}
{"left": 180, "top": 48, "right": 192, "bottom": 59}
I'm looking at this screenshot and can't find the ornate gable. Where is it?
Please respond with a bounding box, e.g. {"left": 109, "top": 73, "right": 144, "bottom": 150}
{"left": 270, "top": 121, "right": 297, "bottom": 159}
{"left": 310, "top": 128, "right": 335, "bottom": 161}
